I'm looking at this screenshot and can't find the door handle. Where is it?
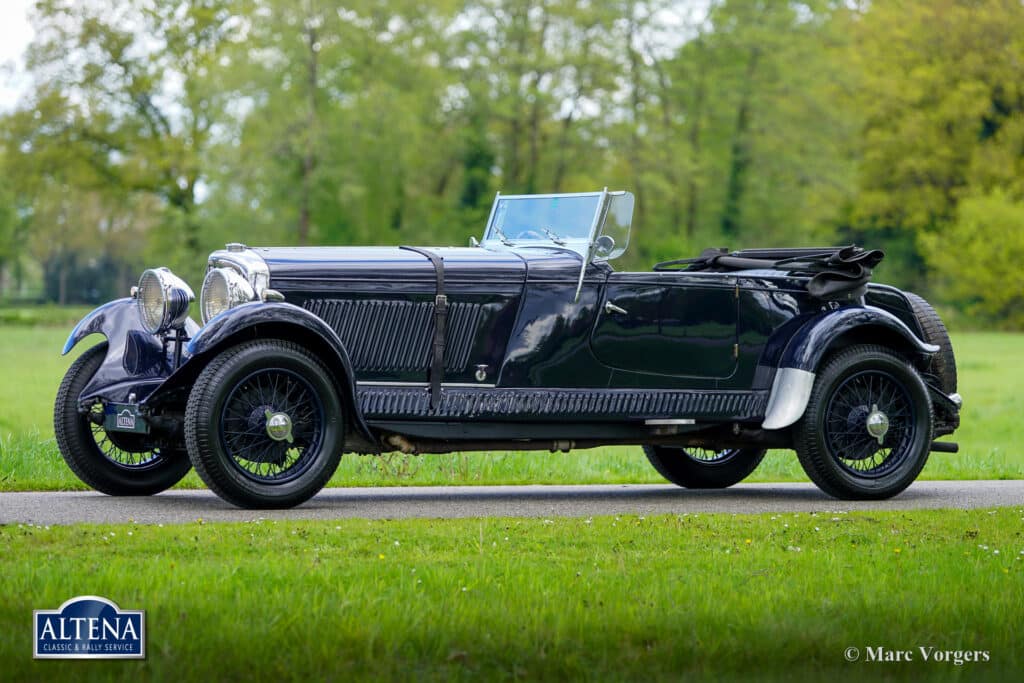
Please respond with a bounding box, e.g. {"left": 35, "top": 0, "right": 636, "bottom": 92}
{"left": 604, "top": 301, "right": 628, "bottom": 315}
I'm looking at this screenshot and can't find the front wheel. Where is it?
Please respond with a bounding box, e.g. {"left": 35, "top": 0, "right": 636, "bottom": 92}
{"left": 54, "top": 343, "right": 192, "bottom": 496}
{"left": 184, "top": 340, "right": 344, "bottom": 509}
{"left": 794, "top": 344, "right": 933, "bottom": 500}
{"left": 642, "top": 446, "right": 766, "bottom": 489}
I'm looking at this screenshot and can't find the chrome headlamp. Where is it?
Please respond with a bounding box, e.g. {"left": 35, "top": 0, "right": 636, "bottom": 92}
{"left": 201, "top": 267, "right": 256, "bottom": 323}
{"left": 136, "top": 267, "right": 195, "bottom": 334}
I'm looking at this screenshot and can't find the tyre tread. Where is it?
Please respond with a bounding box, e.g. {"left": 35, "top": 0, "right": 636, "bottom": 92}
{"left": 184, "top": 339, "right": 343, "bottom": 509}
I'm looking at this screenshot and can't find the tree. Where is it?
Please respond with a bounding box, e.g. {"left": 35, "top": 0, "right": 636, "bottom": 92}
{"left": 850, "top": 0, "right": 1024, "bottom": 291}
{"left": 21, "top": 0, "right": 243, "bottom": 281}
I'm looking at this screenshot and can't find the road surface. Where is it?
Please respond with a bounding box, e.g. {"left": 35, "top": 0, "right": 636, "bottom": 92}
{"left": 1, "top": 480, "right": 1022, "bottom": 525}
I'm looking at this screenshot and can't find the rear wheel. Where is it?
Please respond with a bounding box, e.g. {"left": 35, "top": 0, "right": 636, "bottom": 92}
{"left": 54, "top": 343, "right": 191, "bottom": 496}
{"left": 642, "top": 446, "right": 766, "bottom": 489}
{"left": 794, "top": 344, "right": 933, "bottom": 499}
{"left": 903, "top": 291, "right": 957, "bottom": 393}
{"left": 184, "top": 340, "right": 344, "bottom": 509}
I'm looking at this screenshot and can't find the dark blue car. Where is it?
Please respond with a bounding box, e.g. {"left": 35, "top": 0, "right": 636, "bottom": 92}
{"left": 55, "top": 189, "right": 961, "bottom": 508}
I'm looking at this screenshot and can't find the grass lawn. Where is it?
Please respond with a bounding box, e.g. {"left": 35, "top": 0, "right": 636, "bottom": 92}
{"left": 2, "top": 509, "right": 1021, "bottom": 681}
{"left": 0, "top": 326, "right": 1021, "bottom": 491}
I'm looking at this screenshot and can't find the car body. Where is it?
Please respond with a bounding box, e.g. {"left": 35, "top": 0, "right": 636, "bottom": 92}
{"left": 55, "top": 189, "right": 962, "bottom": 508}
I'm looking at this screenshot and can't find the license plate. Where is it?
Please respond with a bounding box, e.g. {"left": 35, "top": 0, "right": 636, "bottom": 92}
{"left": 103, "top": 404, "right": 149, "bottom": 434}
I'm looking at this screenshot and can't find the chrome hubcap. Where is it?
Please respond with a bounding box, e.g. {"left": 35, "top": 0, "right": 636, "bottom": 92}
{"left": 264, "top": 410, "right": 294, "bottom": 443}
{"left": 865, "top": 403, "right": 889, "bottom": 445}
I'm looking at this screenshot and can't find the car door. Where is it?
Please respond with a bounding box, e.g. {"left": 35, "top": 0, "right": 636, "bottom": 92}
{"left": 589, "top": 272, "right": 739, "bottom": 379}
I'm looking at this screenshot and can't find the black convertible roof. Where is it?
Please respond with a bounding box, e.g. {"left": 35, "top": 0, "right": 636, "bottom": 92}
{"left": 654, "top": 245, "right": 885, "bottom": 301}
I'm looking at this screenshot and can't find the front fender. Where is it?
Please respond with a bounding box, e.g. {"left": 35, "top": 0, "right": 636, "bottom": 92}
{"left": 762, "top": 305, "right": 939, "bottom": 430}
{"left": 177, "top": 301, "right": 375, "bottom": 446}
{"left": 61, "top": 298, "right": 201, "bottom": 405}
{"left": 63, "top": 297, "right": 137, "bottom": 355}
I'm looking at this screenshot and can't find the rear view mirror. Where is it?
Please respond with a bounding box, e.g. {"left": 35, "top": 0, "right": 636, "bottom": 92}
{"left": 593, "top": 234, "right": 615, "bottom": 259}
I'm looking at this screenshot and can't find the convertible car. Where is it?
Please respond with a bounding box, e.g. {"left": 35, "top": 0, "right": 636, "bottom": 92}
{"left": 55, "top": 189, "right": 961, "bottom": 508}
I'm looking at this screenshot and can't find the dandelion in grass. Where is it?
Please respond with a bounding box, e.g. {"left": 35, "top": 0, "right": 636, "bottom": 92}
{"left": 894, "top": 548, "right": 902, "bottom": 554}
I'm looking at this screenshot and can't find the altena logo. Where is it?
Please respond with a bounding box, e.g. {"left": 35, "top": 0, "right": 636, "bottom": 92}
{"left": 33, "top": 596, "right": 145, "bottom": 659}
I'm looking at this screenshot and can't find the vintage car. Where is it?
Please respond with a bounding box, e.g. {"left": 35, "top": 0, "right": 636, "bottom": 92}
{"left": 55, "top": 189, "right": 962, "bottom": 509}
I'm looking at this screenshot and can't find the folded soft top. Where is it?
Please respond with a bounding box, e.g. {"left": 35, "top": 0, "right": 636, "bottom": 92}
{"left": 653, "top": 245, "right": 885, "bottom": 301}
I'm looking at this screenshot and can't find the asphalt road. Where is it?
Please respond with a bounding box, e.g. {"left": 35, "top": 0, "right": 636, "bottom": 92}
{"left": 1, "top": 480, "right": 1022, "bottom": 525}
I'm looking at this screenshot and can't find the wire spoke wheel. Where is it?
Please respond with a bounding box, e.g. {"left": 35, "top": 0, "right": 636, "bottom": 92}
{"left": 186, "top": 340, "right": 344, "bottom": 509}
{"left": 86, "top": 405, "right": 166, "bottom": 470}
{"left": 823, "top": 370, "right": 915, "bottom": 478}
{"left": 685, "top": 448, "right": 741, "bottom": 464}
{"left": 643, "top": 445, "right": 766, "bottom": 489}
{"left": 219, "top": 368, "right": 325, "bottom": 484}
{"left": 54, "top": 342, "right": 191, "bottom": 496}
{"left": 794, "top": 344, "right": 933, "bottom": 501}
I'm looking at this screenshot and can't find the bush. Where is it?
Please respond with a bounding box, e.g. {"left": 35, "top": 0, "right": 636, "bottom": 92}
{"left": 922, "top": 191, "right": 1024, "bottom": 329}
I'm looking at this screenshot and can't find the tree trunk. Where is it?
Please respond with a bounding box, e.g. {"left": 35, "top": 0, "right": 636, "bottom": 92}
{"left": 58, "top": 259, "right": 68, "bottom": 306}
{"left": 721, "top": 48, "right": 760, "bottom": 239}
{"left": 626, "top": 20, "right": 646, "bottom": 234}
{"left": 298, "top": 23, "right": 319, "bottom": 247}
{"left": 685, "top": 45, "right": 707, "bottom": 240}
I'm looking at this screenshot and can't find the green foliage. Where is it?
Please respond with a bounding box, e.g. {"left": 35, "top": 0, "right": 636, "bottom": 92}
{"left": 1, "top": 0, "right": 1023, "bottom": 324}
{"left": 923, "top": 193, "right": 1024, "bottom": 328}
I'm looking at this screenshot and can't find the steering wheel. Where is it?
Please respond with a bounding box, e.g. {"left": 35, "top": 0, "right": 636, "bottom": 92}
{"left": 512, "top": 229, "right": 546, "bottom": 240}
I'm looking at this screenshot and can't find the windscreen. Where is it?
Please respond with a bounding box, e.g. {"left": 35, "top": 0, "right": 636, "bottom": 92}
{"left": 486, "top": 194, "right": 601, "bottom": 243}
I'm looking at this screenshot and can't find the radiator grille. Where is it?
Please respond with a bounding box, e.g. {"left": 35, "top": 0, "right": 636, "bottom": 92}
{"left": 303, "top": 298, "right": 482, "bottom": 373}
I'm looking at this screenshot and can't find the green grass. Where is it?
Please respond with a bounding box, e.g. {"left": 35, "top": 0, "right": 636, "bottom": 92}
{"left": 1, "top": 326, "right": 1021, "bottom": 491}
{"left": 0, "top": 304, "right": 94, "bottom": 328}
{"left": 2, "top": 509, "right": 1021, "bottom": 681}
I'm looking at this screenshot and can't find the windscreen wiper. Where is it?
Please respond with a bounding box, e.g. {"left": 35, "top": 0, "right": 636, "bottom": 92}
{"left": 542, "top": 227, "right": 567, "bottom": 245}
{"left": 492, "top": 226, "right": 514, "bottom": 246}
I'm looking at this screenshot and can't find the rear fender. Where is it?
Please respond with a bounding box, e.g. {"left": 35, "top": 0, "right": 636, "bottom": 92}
{"left": 762, "top": 305, "right": 938, "bottom": 430}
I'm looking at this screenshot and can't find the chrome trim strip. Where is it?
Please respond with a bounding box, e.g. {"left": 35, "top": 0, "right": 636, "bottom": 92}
{"left": 644, "top": 418, "right": 696, "bottom": 425}
{"left": 761, "top": 368, "right": 816, "bottom": 430}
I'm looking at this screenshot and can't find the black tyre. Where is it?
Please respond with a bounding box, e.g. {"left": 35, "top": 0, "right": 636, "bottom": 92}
{"left": 642, "top": 446, "right": 766, "bottom": 489}
{"left": 903, "top": 291, "right": 957, "bottom": 393}
{"left": 184, "top": 340, "right": 344, "bottom": 509}
{"left": 794, "top": 344, "right": 933, "bottom": 500}
{"left": 54, "top": 342, "right": 192, "bottom": 496}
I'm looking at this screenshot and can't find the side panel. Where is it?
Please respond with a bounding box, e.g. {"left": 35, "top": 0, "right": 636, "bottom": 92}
{"left": 495, "top": 263, "right": 612, "bottom": 388}
{"left": 291, "top": 286, "right": 522, "bottom": 384}
{"left": 590, "top": 272, "right": 738, "bottom": 381}
{"left": 269, "top": 247, "right": 528, "bottom": 385}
